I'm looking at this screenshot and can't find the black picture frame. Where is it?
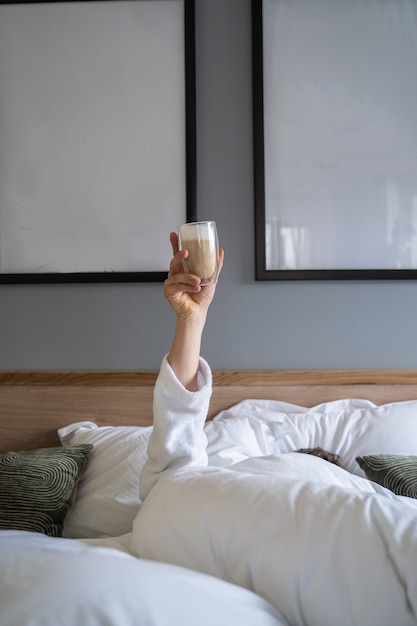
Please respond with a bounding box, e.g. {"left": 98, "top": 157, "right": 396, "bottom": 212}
{"left": 252, "top": 0, "right": 417, "bottom": 281}
{"left": 0, "top": 0, "right": 196, "bottom": 284}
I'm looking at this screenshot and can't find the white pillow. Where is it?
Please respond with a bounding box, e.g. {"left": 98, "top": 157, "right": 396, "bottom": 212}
{"left": 205, "top": 397, "right": 374, "bottom": 468}
{"left": 267, "top": 401, "right": 417, "bottom": 476}
{"left": 206, "top": 398, "right": 417, "bottom": 477}
{"left": 58, "top": 421, "right": 151, "bottom": 538}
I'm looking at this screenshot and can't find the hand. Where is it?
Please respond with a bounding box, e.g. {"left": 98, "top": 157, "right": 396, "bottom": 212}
{"left": 164, "top": 232, "right": 224, "bottom": 321}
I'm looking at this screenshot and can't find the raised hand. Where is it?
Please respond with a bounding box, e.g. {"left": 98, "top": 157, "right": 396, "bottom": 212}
{"left": 164, "top": 232, "right": 224, "bottom": 322}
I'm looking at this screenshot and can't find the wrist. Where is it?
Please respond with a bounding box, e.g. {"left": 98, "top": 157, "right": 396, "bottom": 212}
{"left": 175, "top": 313, "right": 207, "bottom": 334}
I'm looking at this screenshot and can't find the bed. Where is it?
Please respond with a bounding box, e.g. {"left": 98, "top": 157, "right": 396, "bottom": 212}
{"left": 1, "top": 368, "right": 417, "bottom": 626}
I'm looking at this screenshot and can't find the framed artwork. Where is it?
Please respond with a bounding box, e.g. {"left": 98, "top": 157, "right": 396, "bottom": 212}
{"left": 253, "top": 0, "right": 417, "bottom": 280}
{"left": 0, "top": 0, "right": 195, "bottom": 283}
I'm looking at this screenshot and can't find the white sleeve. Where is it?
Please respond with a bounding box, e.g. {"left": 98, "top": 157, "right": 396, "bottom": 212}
{"left": 139, "top": 354, "right": 212, "bottom": 502}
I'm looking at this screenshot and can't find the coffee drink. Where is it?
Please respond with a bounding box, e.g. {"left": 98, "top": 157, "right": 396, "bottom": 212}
{"left": 180, "top": 236, "right": 217, "bottom": 279}
{"left": 178, "top": 222, "right": 219, "bottom": 285}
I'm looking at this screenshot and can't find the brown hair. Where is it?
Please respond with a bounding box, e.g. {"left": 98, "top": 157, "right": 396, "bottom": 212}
{"left": 297, "top": 447, "right": 341, "bottom": 466}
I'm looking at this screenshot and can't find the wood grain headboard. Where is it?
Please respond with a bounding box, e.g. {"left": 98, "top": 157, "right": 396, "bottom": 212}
{"left": 1, "top": 369, "right": 417, "bottom": 453}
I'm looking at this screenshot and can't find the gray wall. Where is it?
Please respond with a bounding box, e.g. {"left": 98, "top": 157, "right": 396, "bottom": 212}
{"left": 1, "top": 0, "right": 417, "bottom": 371}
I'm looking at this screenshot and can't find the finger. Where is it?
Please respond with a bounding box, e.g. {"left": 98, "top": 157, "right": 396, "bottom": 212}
{"left": 170, "top": 232, "right": 179, "bottom": 256}
{"left": 168, "top": 249, "right": 188, "bottom": 276}
{"left": 164, "top": 276, "right": 201, "bottom": 295}
{"left": 166, "top": 271, "right": 200, "bottom": 288}
{"left": 218, "top": 248, "right": 225, "bottom": 274}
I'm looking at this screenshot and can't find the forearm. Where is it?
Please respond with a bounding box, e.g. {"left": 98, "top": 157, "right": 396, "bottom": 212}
{"left": 167, "top": 314, "right": 207, "bottom": 392}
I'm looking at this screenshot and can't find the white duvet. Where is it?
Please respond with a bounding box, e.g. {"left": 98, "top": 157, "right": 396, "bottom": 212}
{"left": 131, "top": 452, "right": 417, "bottom": 626}
{"left": 128, "top": 359, "right": 417, "bottom": 626}
{"left": 0, "top": 530, "right": 286, "bottom": 626}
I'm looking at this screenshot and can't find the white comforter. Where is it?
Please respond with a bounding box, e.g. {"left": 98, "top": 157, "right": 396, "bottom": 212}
{"left": 128, "top": 356, "right": 417, "bottom": 626}
{"left": 0, "top": 530, "right": 286, "bottom": 626}
{"left": 131, "top": 452, "right": 417, "bottom": 626}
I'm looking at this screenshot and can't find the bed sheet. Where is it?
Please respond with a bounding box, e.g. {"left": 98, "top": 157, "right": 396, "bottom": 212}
{"left": 0, "top": 530, "right": 287, "bottom": 626}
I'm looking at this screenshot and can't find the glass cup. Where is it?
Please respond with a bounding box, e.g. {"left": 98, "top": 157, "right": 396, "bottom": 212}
{"left": 178, "top": 221, "right": 219, "bottom": 285}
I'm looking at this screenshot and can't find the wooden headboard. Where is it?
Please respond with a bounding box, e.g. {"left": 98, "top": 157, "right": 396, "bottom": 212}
{"left": 1, "top": 369, "right": 417, "bottom": 453}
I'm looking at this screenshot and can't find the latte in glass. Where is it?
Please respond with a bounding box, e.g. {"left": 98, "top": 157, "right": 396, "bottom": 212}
{"left": 178, "top": 221, "right": 219, "bottom": 285}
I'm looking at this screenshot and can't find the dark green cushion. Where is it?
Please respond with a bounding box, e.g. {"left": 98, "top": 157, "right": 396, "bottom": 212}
{"left": 356, "top": 454, "right": 417, "bottom": 498}
{"left": 0, "top": 444, "right": 93, "bottom": 537}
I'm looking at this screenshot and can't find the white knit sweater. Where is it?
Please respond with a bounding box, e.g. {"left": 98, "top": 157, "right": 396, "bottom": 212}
{"left": 139, "top": 354, "right": 212, "bottom": 502}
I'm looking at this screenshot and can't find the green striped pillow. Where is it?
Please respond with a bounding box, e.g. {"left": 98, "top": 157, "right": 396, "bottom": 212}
{"left": 356, "top": 454, "right": 417, "bottom": 498}
{"left": 0, "top": 444, "right": 93, "bottom": 537}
